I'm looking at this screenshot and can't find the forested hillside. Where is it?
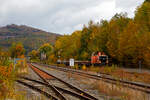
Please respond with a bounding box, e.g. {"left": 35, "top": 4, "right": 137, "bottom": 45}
{"left": 0, "top": 24, "right": 60, "bottom": 53}
{"left": 52, "top": 0, "right": 150, "bottom": 67}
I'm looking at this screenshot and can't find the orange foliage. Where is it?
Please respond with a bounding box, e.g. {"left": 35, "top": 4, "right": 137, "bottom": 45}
{"left": 0, "top": 64, "right": 13, "bottom": 78}
{"left": 10, "top": 43, "right": 25, "bottom": 58}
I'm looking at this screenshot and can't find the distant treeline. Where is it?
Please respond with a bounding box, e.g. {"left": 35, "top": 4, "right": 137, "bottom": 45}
{"left": 53, "top": 1, "right": 150, "bottom": 67}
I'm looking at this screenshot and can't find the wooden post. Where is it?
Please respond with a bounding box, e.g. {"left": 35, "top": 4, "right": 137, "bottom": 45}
{"left": 139, "top": 60, "right": 142, "bottom": 72}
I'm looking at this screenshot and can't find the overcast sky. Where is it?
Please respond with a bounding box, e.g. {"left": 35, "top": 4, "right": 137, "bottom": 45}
{"left": 0, "top": 0, "right": 144, "bottom": 34}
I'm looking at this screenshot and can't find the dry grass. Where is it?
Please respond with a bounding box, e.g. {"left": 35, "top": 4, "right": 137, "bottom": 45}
{"left": 51, "top": 64, "right": 150, "bottom": 99}
{"left": 59, "top": 63, "right": 150, "bottom": 84}
{"left": 87, "top": 65, "right": 150, "bottom": 84}
{"left": 71, "top": 73, "right": 149, "bottom": 100}
{"left": 94, "top": 80, "right": 149, "bottom": 100}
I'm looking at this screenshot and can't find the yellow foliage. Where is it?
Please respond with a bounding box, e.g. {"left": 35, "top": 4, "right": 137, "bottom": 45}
{"left": 82, "top": 65, "right": 87, "bottom": 70}
{"left": 10, "top": 43, "right": 25, "bottom": 58}
{"left": 48, "top": 54, "right": 57, "bottom": 63}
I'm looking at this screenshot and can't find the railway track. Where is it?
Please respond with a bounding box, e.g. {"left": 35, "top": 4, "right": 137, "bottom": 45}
{"left": 17, "top": 63, "right": 98, "bottom": 100}
{"left": 29, "top": 63, "right": 67, "bottom": 100}
{"left": 35, "top": 63, "right": 150, "bottom": 94}
{"left": 29, "top": 63, "right": 98, "bottom": 100}
{"left": 16, "top": 80, "right": 58, "bottom": 100}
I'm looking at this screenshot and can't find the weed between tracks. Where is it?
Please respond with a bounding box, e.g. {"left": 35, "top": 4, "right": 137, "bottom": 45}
{"left": 94, "top": 80, "right": 149, "bottom": 100}
{"left": 57, "top": 64, "right": 150, "bottom": 84}
{"left": 86, "top": 65, "right": 150, "bottom": 84}
{"left": 71, "top": 72, "right": 149, "bottom": 100}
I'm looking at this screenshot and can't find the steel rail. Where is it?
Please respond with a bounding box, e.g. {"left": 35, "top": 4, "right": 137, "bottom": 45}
{"left": 29, "top": 63, "right": 67, "bottom": 100}
{"left": 20, "top": 76, "right": 95, "bottom": 100}
{"left": 16, "top": 80, "right": 58, "bottom": 100}
{"left": 38, "top": 63, "right": 150, "bottom": 94}
{"left": 31, "top": 63, "right": 98, "bottom": 100}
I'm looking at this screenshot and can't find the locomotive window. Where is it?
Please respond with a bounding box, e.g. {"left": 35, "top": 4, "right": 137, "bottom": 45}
{"left": 99, "top": 56, "right": 107, "bottom": 60}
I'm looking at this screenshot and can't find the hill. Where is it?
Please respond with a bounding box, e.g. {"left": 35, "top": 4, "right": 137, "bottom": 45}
{"left": 0, "top": 24, "right": 61, "bottom": 53}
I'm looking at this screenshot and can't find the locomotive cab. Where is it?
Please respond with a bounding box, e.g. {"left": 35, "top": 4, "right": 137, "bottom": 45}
{"left": 91, "top": 52, "right": 108, "bottom": 65}
{"left": 99, "top": 55, "right": 108, "bottom": 64}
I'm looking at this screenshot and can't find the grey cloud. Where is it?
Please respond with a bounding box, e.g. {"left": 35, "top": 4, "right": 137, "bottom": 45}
{"left": 115, "top": 0, "right": 144, "bottom": 8}
{"left": 115, "top": 0, "right": 144, "bottom": 18}
{"left": 0, "top": 0, "right": 145, "bottom": 34}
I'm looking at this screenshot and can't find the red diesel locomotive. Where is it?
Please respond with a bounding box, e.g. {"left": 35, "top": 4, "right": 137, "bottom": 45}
{"left": 91, "top": 52, "right": 108, "bottom": 65}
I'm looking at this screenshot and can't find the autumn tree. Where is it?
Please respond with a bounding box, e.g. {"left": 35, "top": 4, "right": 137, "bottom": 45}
{"left": 29, "top": 50, "right": 39, "bottom": 61}
{"left": 79, "top": 21, "right": 101, "bottom": 60}
{"left": 39, "top": 43, "right": 53, "bottom": 59}
{"left": 54, "top": 35, "right": 71, "bottom": 59}
{"left": 106, "top": 13, "right": 130, "bottom": 61}
{"left": 95, "top": 20, "right": 109, "bottom": 54}
{"left": 133, "top": 1, "right": 150, "bottom": 66}
{"left": 119, "top": 20, "right": 150, "bottom": 66}
{"left": 79, "top": 25, "right": 91, "bottom": 60}
{"left": 9, "top": 43, "right": 25, "bottom": 58}
{"left": 68, "top": 31, "right": 81, "bottom": 59}
{"left": 144, "top": 0, "right": 150, "bottom": 2}
{"left": 135, "top": 1, "right": 150, "bottom": 31}
{"left": 0, "top": 49, "right": 10, "bottom": 66}
{"left": 54, "top": 31, "right": 81, "bottom": 60}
